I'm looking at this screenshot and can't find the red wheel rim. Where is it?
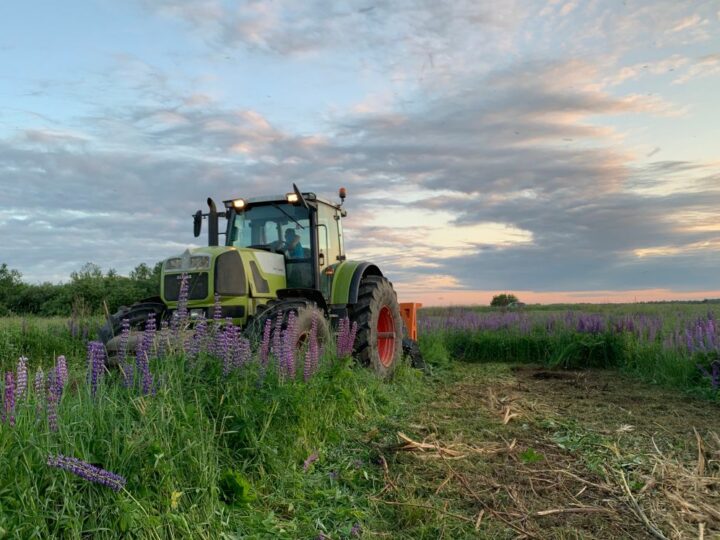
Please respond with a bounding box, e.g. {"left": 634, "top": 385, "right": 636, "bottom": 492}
{"left": 377, "top": 306, "right": 396, "bottom": 367}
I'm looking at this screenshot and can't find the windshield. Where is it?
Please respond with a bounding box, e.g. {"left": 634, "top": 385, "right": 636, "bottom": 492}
{"left": 227, "top": 203, "right": 311, "bottom": 260}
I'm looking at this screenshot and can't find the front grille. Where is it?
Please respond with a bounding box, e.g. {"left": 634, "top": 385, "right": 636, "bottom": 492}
{"left": 164, "top": 272, "right": 209, "bottom": 301}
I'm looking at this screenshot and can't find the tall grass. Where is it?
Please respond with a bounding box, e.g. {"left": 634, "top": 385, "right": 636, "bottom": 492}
{"left": 421, "top": 305, "right": 720, "bottom": 399}
{"left": 0, "top": 318, "right": 424, "bottom": 538}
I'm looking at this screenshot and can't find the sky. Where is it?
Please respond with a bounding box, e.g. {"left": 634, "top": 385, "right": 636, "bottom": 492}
{"left": 0, "top": 0, "right": 719, "bottom": 305}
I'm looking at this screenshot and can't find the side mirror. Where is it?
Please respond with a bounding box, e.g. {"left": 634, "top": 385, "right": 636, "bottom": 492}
{"left": 319, "top": 251, "right": 325, "bottom": 267}
{"left": 193, "top": 210, "right": 202, "bottom": 238}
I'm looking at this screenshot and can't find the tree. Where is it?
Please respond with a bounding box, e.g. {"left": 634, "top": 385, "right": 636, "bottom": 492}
{"left": 490, "top": 293, "right": 519, "bottom": 307}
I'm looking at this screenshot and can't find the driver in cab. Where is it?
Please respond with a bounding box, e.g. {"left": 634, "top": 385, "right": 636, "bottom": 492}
{"left": 283, "top": 228, "right": 303, "bottom": 259}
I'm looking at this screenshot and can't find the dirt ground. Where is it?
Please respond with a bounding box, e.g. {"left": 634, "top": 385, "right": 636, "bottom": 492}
{"left": 378, "top": 363, "right": 720, "bottom": 539}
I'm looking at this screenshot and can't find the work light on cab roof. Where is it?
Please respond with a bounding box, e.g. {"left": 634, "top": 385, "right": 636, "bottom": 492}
{"left": 99, "top": 183, "right": 424, "bottom": 376}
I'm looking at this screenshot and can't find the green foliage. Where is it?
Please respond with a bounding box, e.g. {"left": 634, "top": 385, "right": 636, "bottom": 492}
{"left": 219, "top": 470, "right": 255, "bottom": 505}
{"left": 519, "top": 448, "right": 544, "bottom": 464}
{"left": 0, "top": 338, "right": 425, "bottom": 538}
{"left": 0, "top": 261, "right": 161, "bottom": 316}
{"left": 490, "top": 293, "right": 519, "bottom": 307}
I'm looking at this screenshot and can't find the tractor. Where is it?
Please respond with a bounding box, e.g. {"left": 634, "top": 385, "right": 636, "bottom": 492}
{"left": 100, "top": 185, "right": 422, "bottom": 375}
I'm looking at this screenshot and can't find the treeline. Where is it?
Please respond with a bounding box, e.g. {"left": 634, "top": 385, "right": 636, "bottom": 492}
{"left": 0, "top": 262, "right": 161, "bottom": 317}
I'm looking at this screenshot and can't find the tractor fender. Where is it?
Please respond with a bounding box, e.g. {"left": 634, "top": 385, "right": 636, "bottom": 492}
{"left": 330, "top": 261, "right": 383, "bottom": 306}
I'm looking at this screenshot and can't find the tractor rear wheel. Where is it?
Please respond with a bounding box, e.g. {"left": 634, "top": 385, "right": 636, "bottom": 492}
{"left": 349, "top": 276, "right": 403, "bottom": 377}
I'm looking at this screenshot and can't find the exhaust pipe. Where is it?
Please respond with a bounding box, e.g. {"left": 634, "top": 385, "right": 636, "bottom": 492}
{"left": 207, "top": 198, "right": 219, "bottom": 246}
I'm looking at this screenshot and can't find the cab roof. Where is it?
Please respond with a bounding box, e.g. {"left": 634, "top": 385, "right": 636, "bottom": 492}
{"left": 222, "top": 192, "right": 341, "bottom": 210}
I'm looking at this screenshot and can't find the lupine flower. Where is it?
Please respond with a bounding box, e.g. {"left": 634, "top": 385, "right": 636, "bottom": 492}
{"left": 117, "top": 319, "right": 132, "bottom": 386}
{"left": 213, "top": 293, "right": 222, "bottom": 321}
{"left": 118, "top": 318, "right": 130, "bottom": 362}
{"left": 303, "top": 452, "right": 318, "bottom": 471}
{"left": 15, "top": 357, "right": 28, "bottom": 400}
{"left": 47, "top": 454, "right": 127, "bottom": 492}
{"left": 34, "top": 367, "right": 45, "bottom": 417}
{"left": 2, "top": 372, "right": 15, "bottom": 426}
{"left": 186, "top": 315, "right": 208, "bottom": 360}
{"left": 235, "top": 337, "right": 252, "bottom": 371}
{"left": 258, "top": 318, "right": 273, "bottom": 383}
{"left": 350, "top": 523, "right": 362, "bottom": 537}
{"left": 87, "top": 341, "right": 106, "bottom": 397}
{"left": 55, "top": 355, "right": 68, "bottom": 391}
{"left": 215, "top": 321, "right": 230, "bottom": 367}
{"left": 222, "top": 320, "right": 240, "bottom": 376}
{"left": 304, "top": 312, "right": 320, "bottom": 382}
{"left": 260, "top": 318, "right": 272, "bottom": 367}
{"left": 156, "top": 319, "right": 170, "bottom": 358}
{"left": 46, "top": 372, "right": 59, "bottom": 432}
{"left": 698, "top": 361, "right": 720, "bottom": 391}
{"left": 282, "top": 311, "right": 298, "bottom": 379}
{"left": 172, "top": 273, "right": 190, "bottom": 337}
{"left": 336, "top": 317, "right": 358, "bottom": 357}
{"left": 272, "top": 315, "right": 283, "bottom": 360}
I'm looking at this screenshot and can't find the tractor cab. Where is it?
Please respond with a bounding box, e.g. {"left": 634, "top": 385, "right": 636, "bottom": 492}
{"left": 222, "top": 188, "right": 345, "bottom": 300}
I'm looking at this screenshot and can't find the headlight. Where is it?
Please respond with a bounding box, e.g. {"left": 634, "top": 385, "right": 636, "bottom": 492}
{"left": 189, "top": 256, "right": 210, "bottom": 270}
{"left": 165, "top": 257, "right": 182, "bottom": 270}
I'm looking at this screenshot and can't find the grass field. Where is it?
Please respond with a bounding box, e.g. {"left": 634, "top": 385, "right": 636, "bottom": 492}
{"left": 1, "top": 303, "right": 718, "bottom": 538}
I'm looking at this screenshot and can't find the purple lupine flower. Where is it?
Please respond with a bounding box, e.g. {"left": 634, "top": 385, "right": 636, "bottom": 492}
{"left": 257, "top": 318, "right": 273, "bottom": 384}
{"left": 336, "top": 317, "right": 347, "bottom": 352}
{"left": 304, "top": 311, "right": 319, "bottom": 382}
{"left": 215, "top": 320, "right": 231, "bottom": 367}
{"left": 260, "top": 318, "right": 272, "bottom": 366}
{"left": 2, "top": 372, "right": 15, "bottom": 426}
{"left": 87, "top": 341, "right": 106, "bottom": 397}
{"left": 336, "top": 317, "right": 357, "bottom": 357}
{"left": 133, "top": 314, "right": 157, "bottom": 394}
{"left": 46, "top": 372, "right": 59, "bottom": 432}
{"left": 55, "top": 355, "right": 68, "bottom": 391}
{"left": 140, "top": 360, "right": 154, "bottom": 396}
{"left": 698, "top": 360, "right": 720, "bottom": 391}
{"left": 303, "top": 452, "right": 318, "bottom": 471}
{"left": 15, "top": 357, "right": 28, "bottom": 400}
{"left": 156, "top": 319, "right": 170, "bottom": 359}
{"left": 272, "top": 314, "right": 283, "bottom": 361}
{"left": 186, "top": 314, "right": 208, "bottom": 360}
{"left": 213, "top": 293, "right": 222, "bottom": 321}
{"left": 47, "top": 454, "right": 127, "bottom": 492}
{"left": 172, "top": 273, "right": 190, "bottom": 337}
{"left": 222, "top": 320, "right": 239, "bottom": 376}
{"left": 282, "top": 311, "right": 298, "bottom": 379}
{"left": 685, "top": 330, "right": 695, "bottom": 354}
{"left": 34, "top": 367, "right": 45, "bottom": 417}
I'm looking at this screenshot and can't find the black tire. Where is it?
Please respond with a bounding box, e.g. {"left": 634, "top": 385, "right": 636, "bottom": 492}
{"left": 99, "top": 301, "right": 167, "bottom": 365}
{"left": 403, "top": 337, "right": 427, "bottom": 371}
{"left": 349, "top": 276, "right": 403, "bottom": 377}
{"left": 246, "top": 298, "right": 330, "bottom": 352}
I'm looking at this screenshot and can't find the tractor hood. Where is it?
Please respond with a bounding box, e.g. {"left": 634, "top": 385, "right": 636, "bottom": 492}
{"left": 160, "top": 246, "right": 286, "bottom": 309}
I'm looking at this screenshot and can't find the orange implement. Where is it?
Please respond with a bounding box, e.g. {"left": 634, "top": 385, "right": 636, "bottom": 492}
{"left": 399, "top": 302, "right": 422, "bottom": 341}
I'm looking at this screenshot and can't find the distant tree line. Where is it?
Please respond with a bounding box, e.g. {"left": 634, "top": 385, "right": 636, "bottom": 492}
{"left": 0, "top": 262, "right": 161, "bottom": 317}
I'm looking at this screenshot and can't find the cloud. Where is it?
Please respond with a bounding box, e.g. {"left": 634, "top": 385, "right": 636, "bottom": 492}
{"left": 2, "top": 0, "right": 719, "bottom": 298}
{"left": 673, "top": 54, "right": 720, "bottom": 84}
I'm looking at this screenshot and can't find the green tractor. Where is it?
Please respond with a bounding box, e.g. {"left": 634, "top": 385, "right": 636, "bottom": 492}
{"left": 100, "top": 185, "right": 419, "bottom": 375}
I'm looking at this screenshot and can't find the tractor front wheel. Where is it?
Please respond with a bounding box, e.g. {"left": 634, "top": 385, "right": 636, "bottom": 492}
{"left": 350, "top": 276, "right": 403, "bottom": 377}
{"left": 99, "top": 300, "right": 167, "bottom": 366}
